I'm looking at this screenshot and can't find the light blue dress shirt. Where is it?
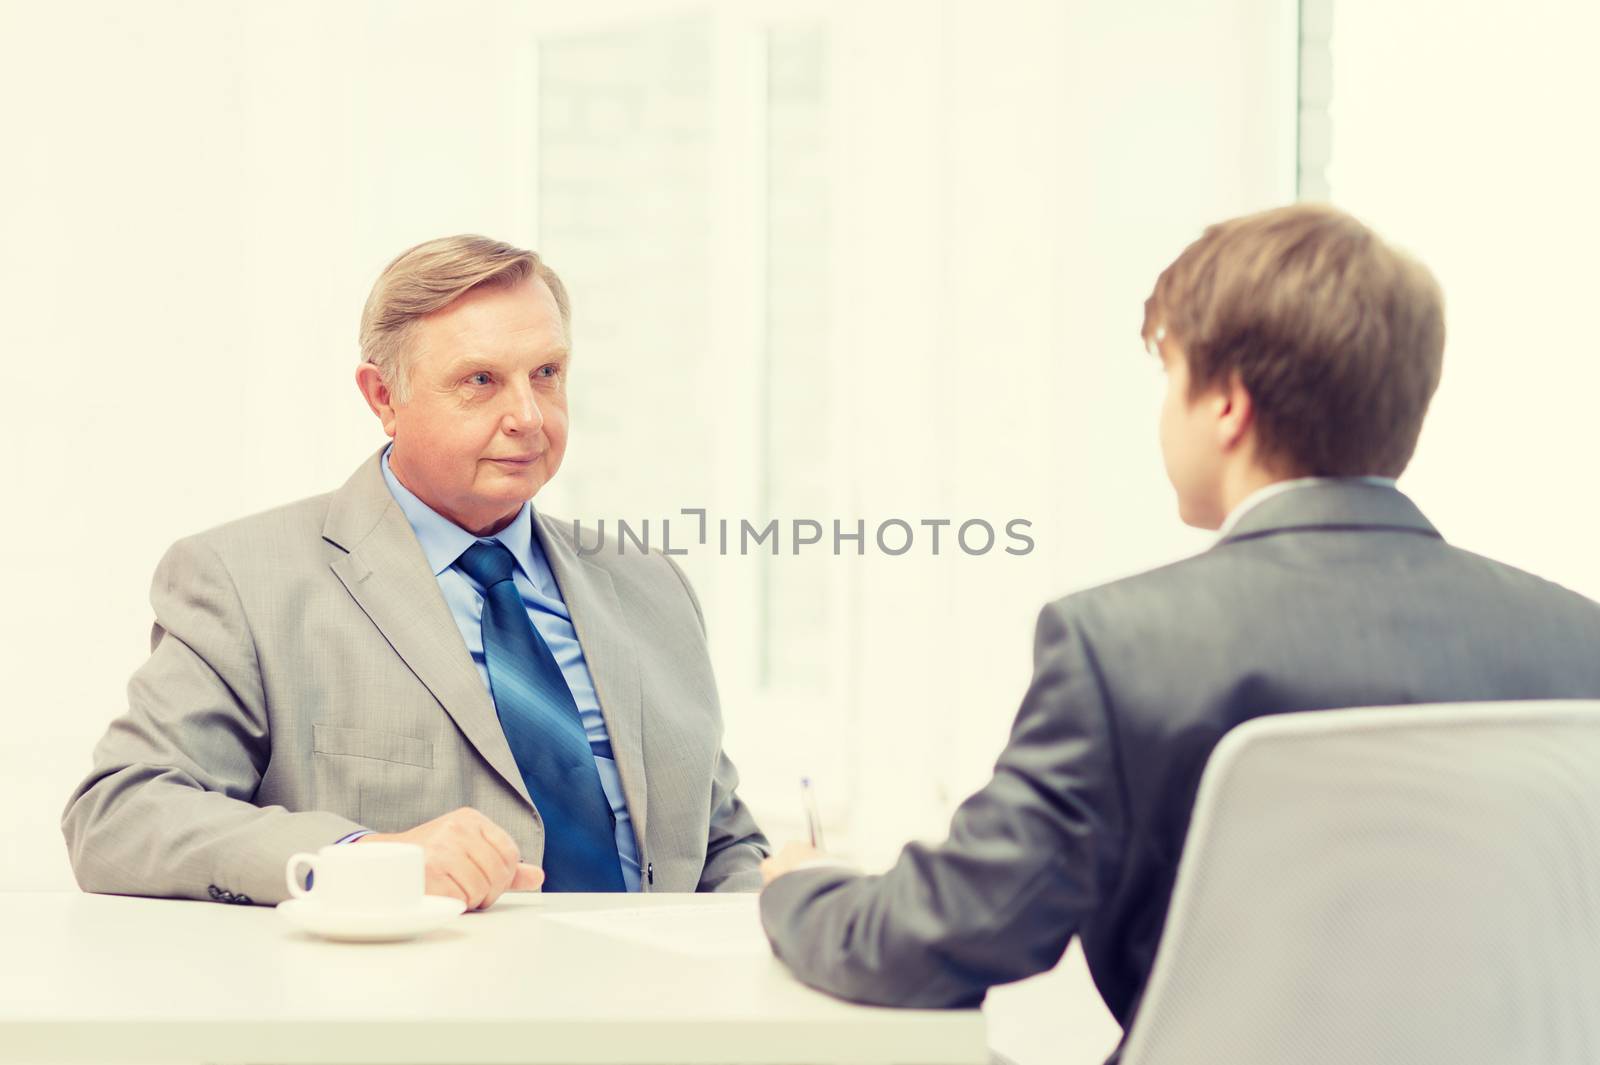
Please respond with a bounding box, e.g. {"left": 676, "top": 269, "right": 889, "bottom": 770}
{"left": 379, "top": 447, "right": 642, "bottom": 891}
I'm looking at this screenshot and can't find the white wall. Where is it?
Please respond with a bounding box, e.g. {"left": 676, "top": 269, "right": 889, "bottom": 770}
{"left": 1327, "top": 0, "right": 1600, "bottom": 603}
{"left": 0, "top": 0, "right": 549, "bottom": 887}
{"left": 818, "top": 0, "right": 1299, "bottom": 857}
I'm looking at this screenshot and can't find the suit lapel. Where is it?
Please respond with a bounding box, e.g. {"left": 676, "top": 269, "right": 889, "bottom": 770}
{"left": 323, "top": 450, "right": 532, "bottom": 807}
{"left": 534, "top": 513, "right": 649, "bottom": 853}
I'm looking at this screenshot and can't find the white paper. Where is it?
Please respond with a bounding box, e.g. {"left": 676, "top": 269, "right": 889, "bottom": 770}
{"left": 540, "top": 902, "right": 770, "bottom": 957}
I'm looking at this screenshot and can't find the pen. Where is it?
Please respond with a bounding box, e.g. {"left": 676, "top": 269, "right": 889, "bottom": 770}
{"left": 800, "top": 777, "right": 825, "bottom": 851}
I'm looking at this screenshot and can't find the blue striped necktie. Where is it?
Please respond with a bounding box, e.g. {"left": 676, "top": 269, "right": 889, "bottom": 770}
{"left": 454, "top": 540, "right": 625, "bottom": 892}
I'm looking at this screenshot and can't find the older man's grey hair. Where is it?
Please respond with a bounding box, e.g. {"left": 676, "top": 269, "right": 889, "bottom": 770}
{"left": 359, "top": 235, "right": 572, "bottom": 402}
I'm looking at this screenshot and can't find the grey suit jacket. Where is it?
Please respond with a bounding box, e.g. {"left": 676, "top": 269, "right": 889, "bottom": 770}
{"left": 63, "top": 448, "right": 768, "bottom": 904}
{"left": 760, "top": 482, "right": 1600, "bottom": 1058}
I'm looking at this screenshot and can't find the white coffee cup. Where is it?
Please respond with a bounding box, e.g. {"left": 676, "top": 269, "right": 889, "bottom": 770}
{"left": 285, "top": 841, "right": 424, "bottom": 910}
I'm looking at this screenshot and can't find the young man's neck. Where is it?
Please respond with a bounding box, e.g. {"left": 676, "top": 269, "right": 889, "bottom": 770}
{"left": 1217, "top": 463, "right": 1290, "bottom": 521}
{"left": 1204, "top": 455, "right": 1312, "bottom": 532}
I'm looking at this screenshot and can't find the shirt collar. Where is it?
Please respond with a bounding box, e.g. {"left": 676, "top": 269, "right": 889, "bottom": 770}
{"left": 1216, "top": 475, "right": 1398, "bottom": 539}
{"left": 380, "top": 445, "right": 541, "bottom": 582}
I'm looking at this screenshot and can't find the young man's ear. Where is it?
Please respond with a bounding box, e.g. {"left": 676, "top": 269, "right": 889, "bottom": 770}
{"left": 1214, "top": 371, "right": 1254, "bottom": 453}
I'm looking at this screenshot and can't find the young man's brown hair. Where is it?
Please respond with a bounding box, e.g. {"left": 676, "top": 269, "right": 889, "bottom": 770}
{"left": 1142, "top": 203, "right": 1446, "bottom": 477}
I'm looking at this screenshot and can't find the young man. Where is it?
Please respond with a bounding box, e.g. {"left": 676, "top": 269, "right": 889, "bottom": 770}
{"left": 757, "top": 205, "right": 1600, "bottom": 1055}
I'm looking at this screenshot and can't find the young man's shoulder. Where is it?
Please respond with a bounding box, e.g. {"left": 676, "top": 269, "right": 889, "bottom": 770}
{"left": 1429, "top": 541, "right": 1600, "bottom": 616}
{"left": 1045, "top": 532, "right": 1599, "bottom": 648}
{"left": 1043, "top": 547, "right": 1248, "bottom": 636}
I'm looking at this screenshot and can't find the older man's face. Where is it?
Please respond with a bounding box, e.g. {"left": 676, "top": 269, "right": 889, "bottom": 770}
{"left": 381, "top": 275, "right": 570, "bottom": 536}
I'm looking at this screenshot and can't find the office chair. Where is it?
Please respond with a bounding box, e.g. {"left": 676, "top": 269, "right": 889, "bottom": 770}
{"left": 1119, "top": 700, "right": 1600, "bottom": 1065}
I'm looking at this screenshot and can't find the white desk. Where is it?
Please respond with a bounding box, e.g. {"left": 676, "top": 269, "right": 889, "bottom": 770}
{"left": 0, "top": 891, "right": 986, "bottom": 1065}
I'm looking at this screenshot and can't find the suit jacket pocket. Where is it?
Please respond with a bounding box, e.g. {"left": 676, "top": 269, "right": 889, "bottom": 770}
{"left": 312, "top": 723, "right": 434, "bottom": 769}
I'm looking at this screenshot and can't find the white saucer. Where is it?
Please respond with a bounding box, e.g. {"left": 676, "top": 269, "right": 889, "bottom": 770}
{"left": 278, "top": 895, "right": 467, "bottom": 942}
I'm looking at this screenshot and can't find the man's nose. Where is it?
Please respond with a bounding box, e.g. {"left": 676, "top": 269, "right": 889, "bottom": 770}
{"left": 502, "top": 379, "right": 544, "bottom": 434}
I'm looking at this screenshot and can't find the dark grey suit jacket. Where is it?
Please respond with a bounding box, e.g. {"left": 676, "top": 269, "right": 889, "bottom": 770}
{"left": 760, "top": 482, "right": 1600, "bottom": 1057}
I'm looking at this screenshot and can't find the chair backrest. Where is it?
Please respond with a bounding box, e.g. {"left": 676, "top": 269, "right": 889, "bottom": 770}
{"left": 1119, "top": 700, "right": 1600, "bottom": 1065}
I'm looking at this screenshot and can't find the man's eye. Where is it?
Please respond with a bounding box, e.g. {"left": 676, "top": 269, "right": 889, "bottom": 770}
{"left": 467, "top": 372, "right": 492, "bottom": 386}
{"left": 535, "top": 365, "right": 559, "bottom": 379}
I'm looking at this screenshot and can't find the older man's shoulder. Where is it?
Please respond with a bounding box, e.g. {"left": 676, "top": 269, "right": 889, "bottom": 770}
{"left": 174, "top": 489, "right": 339, "bottom": 566}
{"left": 538, "top": 514, "right": 699, "bottom": 598}
{"left": 538, "top": 513, "right": 601, "bottom": 556}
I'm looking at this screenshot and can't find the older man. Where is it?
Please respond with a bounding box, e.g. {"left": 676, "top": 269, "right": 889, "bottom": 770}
{"left": 757, "top": 205, "right": 1600, "bottom": 1056}
{"left": 64, "top": 236, "right": 768, "bottom": 906}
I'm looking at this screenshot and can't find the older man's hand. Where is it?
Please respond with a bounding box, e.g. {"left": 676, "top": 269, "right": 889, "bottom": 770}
{"left": 760, "top": 840, "right": 829, "bottom": 886}
{"left": 358, "top": 806, "right": 544, "bottom": 909}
